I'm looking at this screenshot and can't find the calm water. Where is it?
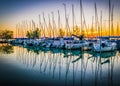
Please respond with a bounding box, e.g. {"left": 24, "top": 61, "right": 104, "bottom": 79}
{"left": 0, "top": 44, "right": 120, "bottom": 86}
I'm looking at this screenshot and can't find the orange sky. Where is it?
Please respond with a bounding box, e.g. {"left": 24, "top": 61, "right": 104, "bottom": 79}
{"left": 0, "top": 0, "right": 120, "bottom": 38}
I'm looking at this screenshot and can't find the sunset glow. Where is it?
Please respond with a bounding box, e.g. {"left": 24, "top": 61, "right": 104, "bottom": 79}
{"left": 0, "top": 0, "right": 120, "bottom": 38}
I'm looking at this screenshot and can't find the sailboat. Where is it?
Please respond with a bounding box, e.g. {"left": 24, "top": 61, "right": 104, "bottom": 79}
{"left": 93, "top": 1, "right": 117, "bottom": 52}
{"left": 64, "top": 40, "right": 82, "bottom": 50}
{"left": 93, "top": 39, "right": 117, "bottom": 52}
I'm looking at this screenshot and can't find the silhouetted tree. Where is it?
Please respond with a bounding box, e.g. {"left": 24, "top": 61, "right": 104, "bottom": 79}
{"left": 26, "top": 30, "right": 32, "bottom": 38}
{"left": 0, "top": 30, "right": 13, "bottom": 41}
{"left": 26, "top": 28, "right": 40, "bottom": 39}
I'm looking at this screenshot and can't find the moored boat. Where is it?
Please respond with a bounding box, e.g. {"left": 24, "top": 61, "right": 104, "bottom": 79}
{"left": 93, "top": 40, "right": 117, "bottom": 52}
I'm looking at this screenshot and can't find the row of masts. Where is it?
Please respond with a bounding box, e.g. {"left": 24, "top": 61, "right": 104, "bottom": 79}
{"left": 15, "top": 0, "right": 119, "bottom": 39}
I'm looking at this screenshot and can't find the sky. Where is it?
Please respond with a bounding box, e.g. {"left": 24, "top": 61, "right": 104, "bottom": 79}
{"left": 0, "top": 0, "right": 120, "bottom": 36}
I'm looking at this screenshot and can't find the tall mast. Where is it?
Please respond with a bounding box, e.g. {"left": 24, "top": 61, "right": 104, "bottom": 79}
{"left": 48, "top": 14, "right": 52, "bottom": 37}
{"left": 16, "top": 24, "right": 18, "bottom": 38}
{"left": 109, "top": 0, "right": 111, "bottom": 38}
{"left": 58, "top": 10, "right": 61, "bottom": 37}
{"left": 52, "top": 12, "right": 55, "bottom": 37}
{"left": 80, "top": 0, "right": 83, "bottom": 35}
{"left": 72, "top": 4, "right": 74, "bottom": 35}
{"left": 117, "top": 22, "right": 119, "bottom": 36}
{"left": 94, "top": 3, "right": 98, "bottom": 38}
{"left": 18, "top": 23, "right": 21, "bottom": 38}
{"left": 83, "top": 10, "right": 87, "bottom": 37}
{"left": 43, "top": 12, "right": 46, "bottom": 37}
{"left": 63, "top": 3, "right": 67, "bottom": 36}
{"left": 91, "top": 16, "right": 94, "bottom": 37}
{"left": 111, "top": 5, "right": 114, "bottom": 36}
{"left": 39, "top": 15, "right": 41, "bottom": 28}
{"left": 100, "top": 11, "right": 102, "bottom": 37}
{"left": 39, "top": 15, "right": 42, "bottom": 38}
{"left": 30, "top": 21, "right": 32, "bottom": 31}
{"left": 58, "top": 10, "right": 60, "bottom": 29}
{"left": 25, "top": 20, "right": 28, "bottom": 36}
{"left": 23, "top": 21, "right": 25, "bottom": 38}
{"left": 39, "top": 15, "right": 41, "bottom": 38}
{"left": 51, "top": 12, "right": 55, "bottom": 37}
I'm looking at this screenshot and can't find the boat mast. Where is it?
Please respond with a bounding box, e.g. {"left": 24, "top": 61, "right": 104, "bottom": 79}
{"left": 16, "top": 24, "right": 18, "bottom": 38}
{"left": 39, "top": 15, "right": 42, "bottom": 38}
{"left": 117, "top": 22, "right": 119, "bottom": 36}
{"left": 43, "top": 12, "right": 48, "bottom": 37}
{"left": 23, "top": 21, "right": 26, "bottom": 38}
{"left": 32, "top": 20, "right": 36, "bottom": 38}
{"left": 100, "top": 11, "right": 102, "bottom": 38}
{"left": 63, "top": 3, "right": 68, "bottom": 36}
{"left": 80, "top": 0, "right": 83, "bottom": 35}
{"left": 91, "top": 16, "right": 94, "bottom": 37}
{"left": 94, "top": 3, "right": 98, "bottom": 38}
{"left": 25, "top": 20, "right": 28, "bottom": 36}
{"left": 109, "top": 0, "right": 111, "bottom": 39}
{"left": 83, "top": 9, "right": 88, "bottom": 37}
{"left": 58, "top": 10, "right": 61, "bottom": 37}
{"left": 72, "top": 4, "right": 74, "bottom": 35}
{"left": 48, "top": 14, "right": 52, "bottom": 37}
{"left": 52, "top": 12, "right": 56, "bottom": 38}
{"left": 18, "top": 23, "right": 20, "bottom": 38}
{"left": 111, "top": 5, "right": 114, "bottom": 36}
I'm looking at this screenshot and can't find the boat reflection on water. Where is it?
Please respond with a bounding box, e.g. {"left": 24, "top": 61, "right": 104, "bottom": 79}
{"left": 0, "top": 44, "right": 14, "bottom": 54}
{"left": 14, "top": 45, "right": 120, "bottom": 86}
{"left": 87, "top": 51, "right": 118, "bottom": 86}
{"left": 0, "top": 44, "right": 120, "bottom": 86}
{"left": 88, "top": 51, "right": 116, "bottom": 64}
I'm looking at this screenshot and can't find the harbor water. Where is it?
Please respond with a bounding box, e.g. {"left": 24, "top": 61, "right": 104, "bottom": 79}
{"left": 0, "top": 44, "right": 120, "bottom": 86}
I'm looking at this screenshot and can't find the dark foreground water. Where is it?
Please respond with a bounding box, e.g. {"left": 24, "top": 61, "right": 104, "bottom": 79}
{"left": 0, "top": 44, "right": 120, "bottom": 86}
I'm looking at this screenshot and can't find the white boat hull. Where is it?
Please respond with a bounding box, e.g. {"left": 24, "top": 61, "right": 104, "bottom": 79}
{"left": 93, "top": 41, "right": 117, "bottom": 52}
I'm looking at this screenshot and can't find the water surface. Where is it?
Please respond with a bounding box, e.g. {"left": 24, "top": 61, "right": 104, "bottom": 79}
{"left": 0, "top": 44, "right": 120, "bottom": 86}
